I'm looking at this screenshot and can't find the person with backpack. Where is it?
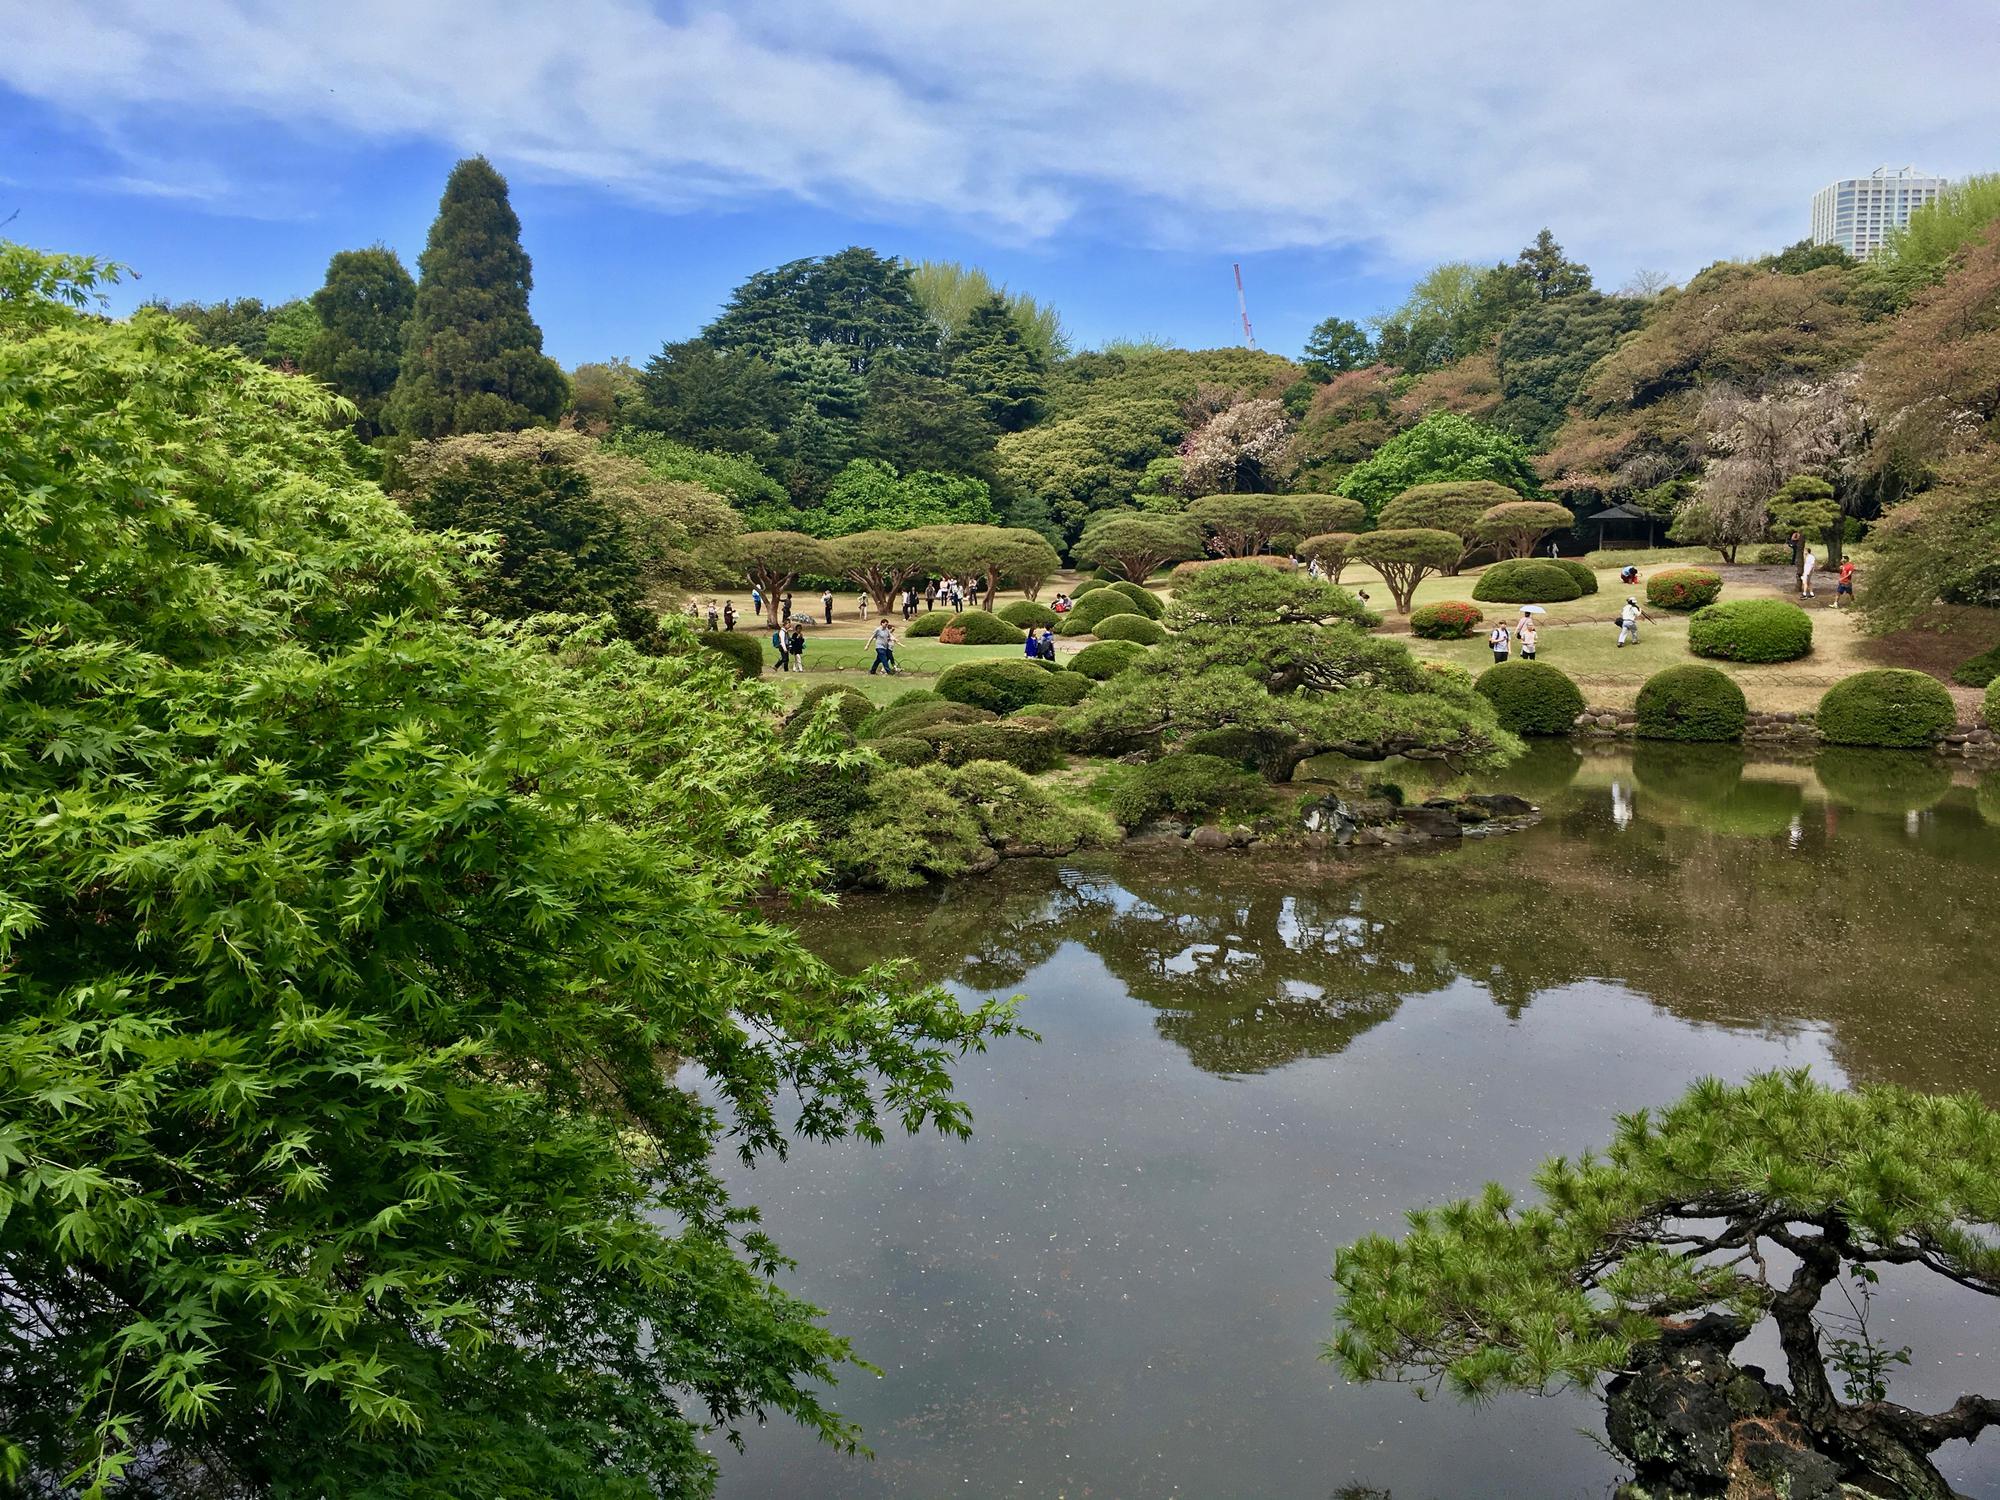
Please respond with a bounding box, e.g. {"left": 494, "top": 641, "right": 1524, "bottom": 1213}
{"left": 770, "top": 621, "right": 789, "bottom": 672}
{"left": 1488, "top": 622, "right": 1511, "bottom": 664}
{"left": 1616, "top": 596, "right": 1650, "bottom": 647}
{"left": 1037, "top": 628, "right": 1057, "bottom": 662}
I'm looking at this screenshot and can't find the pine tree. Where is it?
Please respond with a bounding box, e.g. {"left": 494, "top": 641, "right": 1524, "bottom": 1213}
{"left": 304, "top": 246, "right": 415, "bottom": 440}
{"left": 386, "top": 157, "right": 567, "bottom": 438}
{"left": 946, "top": 294, "right": 1047, "bottom": 431}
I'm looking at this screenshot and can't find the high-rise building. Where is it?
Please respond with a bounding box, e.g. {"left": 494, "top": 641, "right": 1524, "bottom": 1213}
{"left": 1810, "top": 166, "right": 1948, "bottom": 260}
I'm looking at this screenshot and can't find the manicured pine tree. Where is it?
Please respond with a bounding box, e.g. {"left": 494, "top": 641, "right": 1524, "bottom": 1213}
{"left": 387, "top": 157, "right": 567, "bottom": 437}
{"left": 304, "top": 245, "right": 415, "bottom": 440}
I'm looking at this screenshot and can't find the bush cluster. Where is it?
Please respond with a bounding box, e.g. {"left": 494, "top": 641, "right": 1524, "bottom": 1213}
{"left": 1645, "top": 568, "right": 1724, "bottom": 610}
{"left": 1754, "top": 544, "right": 1795, "bottom": 566}
{"left": 1471, "top": 559, "right": 1583, "bottom": 603}
{"left": 857, "top": 695, "right": 988, "bottom": 740}
{"left": 1092, "top": 613, "right": 1167, "bottom": 645}
{"left": 1816, "top": 669, "right": 1957, "bottom": 748}
{"left": 943, "top": 610, "right": 1025, "bottom": 645}
{"left": 1951, "top": 642, "right": 2000, "bottom": 688}
{"left": 922, "top": 719, "right": 1066, "bottom": 772}
{"left": 1069, "top": 639, "right": 1150, "bottom": 680}
{"left": 1686, "top": 599, "right": 1813, "bottom": 663}
{"left": 998, "top": 599, "right": 1059, "bottom": 630}
{"left": 1170, "top": 555, "right": 1293, "bottom": 580}
{"left": 905, "top": 609, "right": 956, "bottom": 637}
{"left": 1553, "top": 559, "right": 1598, "bottom": 595}
{"left": 935, "top": 659, "right": 1077, "bottom": 714}
{"left": 783, "top": 683, "right": 874, "bottom": 739}
{"left": 1070, "top": 579, "right": 1109, "bottom": 598}
{"left": 696, "top": 630, "right": 763, "bottom": 678}
{"left": 1635, "top": 665, "right": 1747, "bottom": 742}
{"left": 1104, "top": 581, "right": 1166, "bottom": 619}
{"left": 1989, "top": 679, "right": 2000, "bottom": 732}
{"left": 868, "top": 736, "right": 938, "bottom": 768}
{"left": 1474, "top": 662, "right": 1585, "bottom": 735}
{"left": 1409, "top": 600, "right": 1485, "bottom": 639}
{"left": 1058, "top": 591, "right": 1144, "bottom": 636}
{"left": 1093, "top": 753, "right": 1268, "bottom": 827}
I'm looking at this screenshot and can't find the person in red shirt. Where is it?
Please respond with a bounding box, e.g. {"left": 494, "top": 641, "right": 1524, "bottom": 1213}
{"left": 1835, "top": 557, "right": 1856, "bottom": 608}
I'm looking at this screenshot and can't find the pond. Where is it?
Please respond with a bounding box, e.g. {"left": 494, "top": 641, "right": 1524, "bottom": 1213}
{"left": 717, "top": 747, "right": 2000, "bottom": 1498}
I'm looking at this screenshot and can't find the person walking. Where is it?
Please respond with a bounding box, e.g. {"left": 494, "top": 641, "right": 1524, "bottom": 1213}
{"left": 722, "top": 601, "right": 736, "bottom": 632}
{"left": 869, "top": 621, "right": 897, "bottom": 675}
{"left": 769, "top": 621, "right": 789, "bottom": 672}
{"left": 750, "top": 585, "right": 763, "bottom": 619}
{"left": 1488, "top": 622, "right": 1511, "bottom": 664}
{"left": 858, "top": 593, "right": 870, "bottom": 620}
{"left": 821, "top": 587, "right": 835, "bottom": 624}
{"left": 1800, "top": 547, "right": 1817, "bottom": 599}
{"left": 786, "top": 621, "right": 807, "bottom": 672}
{"left": 1835, "top": 556, "right": 1856, "bottom": 609}
{"left": 780, "top": 591, "right": 794, "bottom": 623}
{"left": 923, "top": 581, "right": 937, "bottom": 612}
{"left": 1616, "top": 596, "right": 1650, "bottom": 647}
{"left": 705, "top": 600, "right": 719, "bottom": 631}
{"left": 1516, "top": 618, "right": 1538, "bottom": 661}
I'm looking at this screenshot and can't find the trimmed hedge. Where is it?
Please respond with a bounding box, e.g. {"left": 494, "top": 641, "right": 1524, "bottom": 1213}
{"left": 1092, "top": 613, "right": 1167, "bottom": 645}
{"left": 921, "top": 720, "right": 1066, "bottom": 773}
{"left": 870, "top": 736, "right": 938, "bottom": 768}
{"left": 943, "top": 610, "right": 1025, "bottom": 645}
{"left": 857, "top": 698, "right": 991, "bottom": 740}
{"left": 998, "top": 599, "right": 1059, "bottom": 630}
{"left": 1093, "top": 752, "right": 1268, "bottom": 827}
{"left": 1474, "top": 662, "right": 1585, "bottom": 735}
{"left": 1816, "top": 669, "right": 1957, "bottom": 748}
{"left": 1070, "top": 578, "right": 1110, "bottom": 598}
{"left": 784, "top": 683, "right": 874, "bottom": 739}
{"left": 696, "top": 630, "right": 763, "bottom": 678}
{"left": 1409, "top": 600, "right": 1484, "bottom": 639}
{"left": 1635, "top": 665, "right": 1747, "bottom": 742}
{"left": 1687, "top": 599, "right": 1813, "bottom": 663}
{"left": 935, "top": 658, "right": 1080, "bottom": 714}
{"left": 1470, "top": 558, "right": 1584, "bottom": 604}
{"left": 905, "top": 609, "right": 956, "bottom": 637}
{"left": 1070, "top": 639, "right": 1150, "bottom": 680}
{"left": 1951, "top": 642, "right": 2000, "bottom": 689}
{"left": 1031, "top": 670, "right": 1093, "bottom": 706}
{"left": 1553, "top": 559, "right": 1598, "bottom": 596}
{"left": 1754, "top": 545, "right": 1794, "bottom": 565}
{"left": 1058, "top": 592, "right": 1143, "bottom": 636}
{"left": 1646, "top": 568, "right": 1724, "bottom": 610}
{"left": 1104, "top": 580, "right": 1166, "bottom": 619}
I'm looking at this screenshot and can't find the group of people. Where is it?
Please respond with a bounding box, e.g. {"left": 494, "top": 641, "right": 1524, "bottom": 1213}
{"left": 1021, "top": 627, "right": 1057, "bottom": 662}
{"left": 896, "top": 577, "right": 987, "bottom": 618}
{"left": 769, "top": 618, "right": 811, "bottom": 672}
{"left": 1487, "top": 613, "right": 1542, "bottom": 663}
{"left": 684, "top": 598, "right": 739, "bottom": 632}
{"left": 1787, "top": 532, "right": 1857, "bottom": 606}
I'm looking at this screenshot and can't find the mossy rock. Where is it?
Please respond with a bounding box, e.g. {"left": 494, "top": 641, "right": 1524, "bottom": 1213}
{"left": 1092, "top": 613, "right": 1167, "bottom": 645}
{"left": 1069, "top": 639, "right": 1150, "bottom": 680}
{"left": 905, "top": 610, "right": 956, "bottom": 638}
{"left": 1471, "top": 559, "right": 1584, "bottom": 604}
{"left": 998, "top": 599, "right": 1059, "bottom": 630}
{"left": 1635, "top": 665, "right": 1747, "bottom": 743}
{"left": 1687, "top": 600, "right": 1812, "bottom": 663}
{"left": 1474, "top": 661, "right": 1585, "bottom": 735}
{"left": 1816, "top": 669, "right": 1956, "bottom": 748}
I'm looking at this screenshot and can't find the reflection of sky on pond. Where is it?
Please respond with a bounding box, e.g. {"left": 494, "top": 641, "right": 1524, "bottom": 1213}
{"left": 715, "top": 751, "right": 2000, "bottom": 1499}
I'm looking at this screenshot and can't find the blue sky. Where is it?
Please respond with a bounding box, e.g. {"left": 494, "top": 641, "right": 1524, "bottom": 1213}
{"left": 3, "top": 1, "right": 1996, "bottom": 368}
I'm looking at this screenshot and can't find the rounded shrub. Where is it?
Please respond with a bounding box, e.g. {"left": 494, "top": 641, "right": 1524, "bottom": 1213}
{"left": 696, "top": 630, "right": 762, "bottom": 679}
{"left": 935, "top": 659, "right": 1081, "bottom": 715}
{"left": 944, "top": 610, "right": 1025, "bottom": 645}
{"left": 1104, "top": 580, "right": 1166, "bottom": 619}
{"left": 1474, "top": 661, "right": 1586, "bottom": 735}
{"left": 1470, "top": 558, "right": 1584, "bottom": 604}
{"left": 1553, "top": 559, "right": 1598, "bottom": 596}
{"left": 1988, "top": 678, "right": 2000, "bottom": 731}
{"left": 1635, "top": 665, "right": 1747, "bottom": 742}
{"left": 1058, "top": 593, "right": 1143, "bottom": 636}
{"left": 784, "top": 683, "right": 874, "bottom": 738}
{"left": 1094, "top": 753, "right": 1269, "bottom": 827}
{"left": 1092, "top": 613, "right": 1167, "bottom": 645}
{"left": 905, "top": 609, "right": 955, "bottom": 638}
{"left": 1031, "top": 670, "right": 1093, "bottom": 706}
{"left": 1409, "top": 600, "right": 1484, "bottom": 640}
{"left": 1816, "top": 669, "right": 1957, "bottom": 748}
{"left": 870, "top": 736, "right": 938, "bottom": 768}
{"left": 1686, "top": 599, "right": 1813, "bottom": 663}
{"left": 1754, "top": 544, "right": 1794, "bottom": 565}
{"left": 1070, "top": 639, "right": 1150, "bottom": 680}
{"left": 857, "top": 698, "right": 991, "bottom": 740}
{"left": 921, "top": 720, "right": 1065, "bottom": 773}
{"left": 1950, "top": 642, "right": 2000, "bottom": 689}
{"left": 998, "top": 599, "right": 1059, "bottom": 630}
{"left": 1070, "top": 578, "right": 1110, "bottom": 598}
{"left": 1646, "top": 568, "right": 1724, "bottom": 610}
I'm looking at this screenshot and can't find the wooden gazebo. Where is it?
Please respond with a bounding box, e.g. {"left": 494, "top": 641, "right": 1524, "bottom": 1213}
{"left": 1589, "top": 502, "right": 1658, "bottom": 549}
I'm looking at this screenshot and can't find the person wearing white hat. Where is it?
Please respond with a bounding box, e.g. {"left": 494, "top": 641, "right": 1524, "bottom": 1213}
{"left": 1616, "top": 596, "right": 1650, "bottom": 647}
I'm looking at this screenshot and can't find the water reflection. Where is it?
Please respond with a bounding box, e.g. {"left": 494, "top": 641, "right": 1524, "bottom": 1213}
{"left": 718, "top": 748, "right": 2000, "bottom": 1498}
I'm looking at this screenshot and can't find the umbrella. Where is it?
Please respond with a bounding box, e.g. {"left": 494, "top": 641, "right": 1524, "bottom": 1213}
{"left": 1517, "top": 604, "right": 1548, "bottom": 615}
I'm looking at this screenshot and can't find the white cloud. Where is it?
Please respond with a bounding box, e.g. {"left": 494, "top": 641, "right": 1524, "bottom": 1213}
{"left": 3, "top": 0, "right": 1996, "bottom": 281}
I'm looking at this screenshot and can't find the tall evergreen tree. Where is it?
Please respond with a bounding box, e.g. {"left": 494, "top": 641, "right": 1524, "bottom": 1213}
{"left": 704, "top": 247, "right": 934, "bottom": 375}
{"left": 304, "top": 245, "right": 415, "bottom": 440}
{"left": 1514, "top": 228, "right": 1594, "bottom": 300}
{"left": 945, "top": 294, "right": 1047, "bottom": 431}
{"left": 386, "top": 157, "right": 567, "bottom": 438}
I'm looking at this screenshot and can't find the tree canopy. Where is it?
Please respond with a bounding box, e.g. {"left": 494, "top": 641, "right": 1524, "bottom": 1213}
{"left": 1336, "top": 411, "right": 1543, "bottom": 513}
{"left": 303, "top": 244, "right": 416, "bottom": 440}
{"left": 1332, "top": 1070, "right": 2000, "bottom": 1500}
{"left": 0, "top": 244, "right": 1016, "bottom": 1496}
{"left": 1072, "top": 512, "right": 1205, "bottom": 581}
{"left": 386, "top": 156, "right": 567, "bottom": 437}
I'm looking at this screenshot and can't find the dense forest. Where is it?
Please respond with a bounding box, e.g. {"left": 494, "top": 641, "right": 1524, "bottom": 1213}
{"left": 148, "top": 160, "right": 2000, "bottom": 638}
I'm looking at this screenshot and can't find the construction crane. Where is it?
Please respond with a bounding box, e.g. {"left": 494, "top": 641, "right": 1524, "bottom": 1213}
{"left": 1233, "top": 263, "right": 1256, "bottom": 349}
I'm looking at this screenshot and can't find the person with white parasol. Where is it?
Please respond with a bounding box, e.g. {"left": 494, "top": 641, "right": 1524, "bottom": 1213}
{"left": 1515, "top": 604, "right": 1545, "bottom": 660}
